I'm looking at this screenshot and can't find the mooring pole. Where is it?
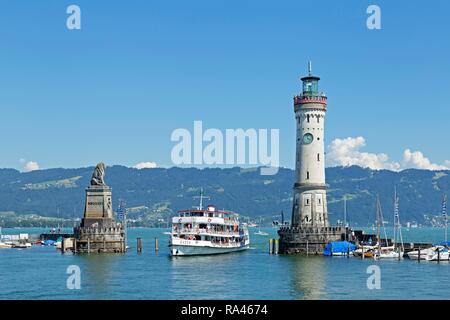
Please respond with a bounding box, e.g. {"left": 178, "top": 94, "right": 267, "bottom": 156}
{"left": 438, "top": 248, "right": 440, "bottom": 263}
{"left": 274, "top": 239, "right": 279, "bottom": 254}
{"left": 137, "top": 238, "right": 142, "bottom": 254}
{"left": 418, "top": 247, "right": 421, "bottom": 262}
{"left": 362, "top": 245, "right": 364, "bottom": 260}
{"left": 306, "top": 240, "right": 309, "bottom": 256}
{"left": 61, "top": 237, "right": 65, "bottom": 254}
{"left": 155, "top": 238, "right": 159, "bottom": 253}
{"left": 269, "top": 239, "right": 273, "bottom": 254}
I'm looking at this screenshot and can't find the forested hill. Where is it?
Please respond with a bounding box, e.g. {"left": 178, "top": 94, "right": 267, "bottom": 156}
{"left": 0, "top": 165, "right": 448, "bottom": 226}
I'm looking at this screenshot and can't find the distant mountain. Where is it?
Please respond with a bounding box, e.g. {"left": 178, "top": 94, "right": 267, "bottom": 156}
{"left": 0, "top": 165, "right": 448, "bottom": 227}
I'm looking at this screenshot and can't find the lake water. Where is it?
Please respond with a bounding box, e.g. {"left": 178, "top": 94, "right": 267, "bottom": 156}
{"left": 1, "top": 227, "right": 449, "bottom": 300}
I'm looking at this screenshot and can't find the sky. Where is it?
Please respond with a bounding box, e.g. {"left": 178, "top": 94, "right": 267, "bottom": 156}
{"left": 0, "top": 0, "right": 449, "bottom": 172}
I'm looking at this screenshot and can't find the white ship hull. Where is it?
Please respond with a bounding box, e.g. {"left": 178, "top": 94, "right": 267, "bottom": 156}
{"left": 170, "top": 243, "right": 249, "bottom": 256}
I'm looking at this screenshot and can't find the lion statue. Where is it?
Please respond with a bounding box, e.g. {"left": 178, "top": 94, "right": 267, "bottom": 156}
{"left": 90, "top": 162, "right": 106, "bottom": 186}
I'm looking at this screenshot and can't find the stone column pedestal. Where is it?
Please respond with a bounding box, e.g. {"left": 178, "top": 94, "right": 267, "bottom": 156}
{"left": 74, "top": 185, "right": 126, "bottom": 253}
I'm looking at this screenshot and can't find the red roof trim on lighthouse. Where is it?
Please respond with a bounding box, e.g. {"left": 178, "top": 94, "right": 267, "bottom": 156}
{"left": 294, "top": 95, "right": 327, "bottom": 106}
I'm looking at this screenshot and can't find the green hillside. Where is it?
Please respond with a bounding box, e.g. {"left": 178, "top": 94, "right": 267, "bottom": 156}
{"left": 0, "top": 166, "right": 448, "bottom": 227}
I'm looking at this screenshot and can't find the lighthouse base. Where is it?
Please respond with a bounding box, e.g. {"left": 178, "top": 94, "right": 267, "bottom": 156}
{"left": 278, "top": 226, "right": 351, "bottom": 254}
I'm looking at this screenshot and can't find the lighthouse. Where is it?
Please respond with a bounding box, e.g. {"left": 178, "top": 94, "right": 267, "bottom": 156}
{"left": 292, "top": 62, "right": 329, "bottom": 227}
{"left": 278, "top": 63, "right": 346, "bottom": 254}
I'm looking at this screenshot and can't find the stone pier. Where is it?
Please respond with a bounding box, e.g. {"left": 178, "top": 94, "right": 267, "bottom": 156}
{"left": 74, "top": 163, "right": 126, "bottom": 253}
{"left": 278, "top": 226, "right": 349, "bottom": 254}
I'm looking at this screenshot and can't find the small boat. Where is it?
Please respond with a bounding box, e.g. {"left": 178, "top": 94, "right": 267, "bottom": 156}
{"left": 12, "top": 242, "right": 32, "bottom": 249}
{"left": 374, "top": 246, "right": 403, "bottom": 259}
{"left": 0, "top": 242, "right": 12, "bottom": 249}
{"left": 41, "top": 239, "right": 56, "bottom": 246}
{"left": 323, "top": 241, "right": 356, "bottom": 256}
{"left": 363, "top": 249, "right": 375, "bottom": 258}
{"left": 254, "top": 217, "right": 269, "bottom": 236}
{"left": 353, "top": 245, "right": 377, "bottom": 257}
{"left": 254, "top": 229, "right": 269, "bottom": 236}
{"left": 425, "top": 246, "right": 450, "bottom": 261}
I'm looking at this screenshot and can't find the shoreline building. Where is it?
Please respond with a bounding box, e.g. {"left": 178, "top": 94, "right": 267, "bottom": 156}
{"left": 278, "top": 63, "right": 348, "bottom": 254}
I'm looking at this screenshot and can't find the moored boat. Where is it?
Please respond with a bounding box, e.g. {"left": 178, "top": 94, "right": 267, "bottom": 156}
{"left": 324, "top": 241, "right": 356, "bottom": 256}
{"left": 0, "top": 242, "right": 12, "bottom": 249}
{"left": 254, "top": 229, "right": 269, "bottom": 236}
{"left": 373, "top": 191, "right": 404, "bottom": 260}
{"left": 425, "top": 246, "right": 450, "bottom": 261}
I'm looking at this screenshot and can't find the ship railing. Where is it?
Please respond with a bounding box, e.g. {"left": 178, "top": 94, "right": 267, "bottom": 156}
{"left": 210, "top": 241, "right": 245, "bottom": 248}
{"left": 172, "top": 238, "right": 246, "bottom": 247}
{"left": 173, "top": 228, "right": 243, "bottom": 236}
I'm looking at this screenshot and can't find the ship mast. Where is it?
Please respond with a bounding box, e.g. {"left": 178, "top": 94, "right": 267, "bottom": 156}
{"left": 194, "top": 188, "right": 210, "bottom": 210}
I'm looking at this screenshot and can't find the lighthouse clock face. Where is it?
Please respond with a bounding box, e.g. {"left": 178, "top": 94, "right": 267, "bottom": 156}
{"left": 303, "top": 133, "right": 314, "bottom": 144}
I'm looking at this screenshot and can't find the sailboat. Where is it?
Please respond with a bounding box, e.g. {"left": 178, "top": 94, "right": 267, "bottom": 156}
{"left": 426, "top": 195, "right": 450, "bottom": 261}
{"left": 254, "top": 218, "right": 269, "bottom": 236}
{"left": 407, "top": 195, "right": 448, "bottom": 260}
{"left": 374, "top": 190, "right": 404, "bottom": 260}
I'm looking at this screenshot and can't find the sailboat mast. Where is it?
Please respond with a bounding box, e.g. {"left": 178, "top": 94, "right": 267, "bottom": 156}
{"left": 394, "top": 188, "right": 404, "bottom": 252}
{"left": 376, "top": 196, "right": 381, "bottom": 249}
{"left": 343, "top": 196, "right": 347, "bottom": 241}
{"left": 393, "top": 188, "right": 397, "bottom": 249}
{"left": 443, "top": 194, "right": 448, "bottom": 243}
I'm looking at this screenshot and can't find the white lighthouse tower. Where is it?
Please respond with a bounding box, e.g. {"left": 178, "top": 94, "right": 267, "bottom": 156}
{"left": 292, "top": 62, "right": 329, "bottom": 227}
{"left": 278, "top": 63, "right": 345, "bottom": 254}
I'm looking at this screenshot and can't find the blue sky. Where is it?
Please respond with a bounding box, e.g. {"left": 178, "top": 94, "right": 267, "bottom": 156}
{"left": 0, "top": 0, "right": 449, "bottom": 171}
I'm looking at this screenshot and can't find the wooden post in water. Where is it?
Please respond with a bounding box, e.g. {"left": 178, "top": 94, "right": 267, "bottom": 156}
{"left": 155, "top": 238, "right": 159, "bottom": 253}
{"left": 362, "top": 245, "right": 364, "bottom": 260}
{"left": 418, "top": 247, "right": 421, "bottom": 262}
{"left": 103, "top": 236, "right": 106, "bottom": 253}
{"left": 137, "top": 238, "right": 142, "bottom": 254}
{"left": 61, "top": 237, "right": 65, "bottom": 254}
{"left": 274, "top": 239, "right": 279, "bottom": 254}
{"left": 269, "top": 239, "right": 273, "bottom": 254}
{"left": 438, "top": 247, "right": 440, "bottom": 263}
{"left": 306, "top": 240, "right": 309, "bottom": 256}
{"left": 73, "top": 238, "right": 77, "bottom": 254}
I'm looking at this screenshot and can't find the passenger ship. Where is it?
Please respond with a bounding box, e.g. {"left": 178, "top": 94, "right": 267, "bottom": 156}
{"left": 169, "top": 194, "right": 250, "bottom": 256}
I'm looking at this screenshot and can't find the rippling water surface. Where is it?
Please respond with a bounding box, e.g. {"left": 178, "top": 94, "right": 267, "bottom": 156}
{"left": 0, "top": 227, "right": 449, "bottom": 299}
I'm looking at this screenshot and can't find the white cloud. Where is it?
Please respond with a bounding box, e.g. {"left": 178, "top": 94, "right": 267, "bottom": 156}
{"left": 23, "top": 161, "right": 40, "bottom": 172}
{"left": 133, "top": 161, "right": 157, "bottom": 170}
{"left": 326, "top": 137, "right": 400, "bottom": 171}
{"left": 402, "top": 149, "right": 449, "bottom": 170}
{"left": 326, "top": 137, "right": 450, "bottom": 171}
